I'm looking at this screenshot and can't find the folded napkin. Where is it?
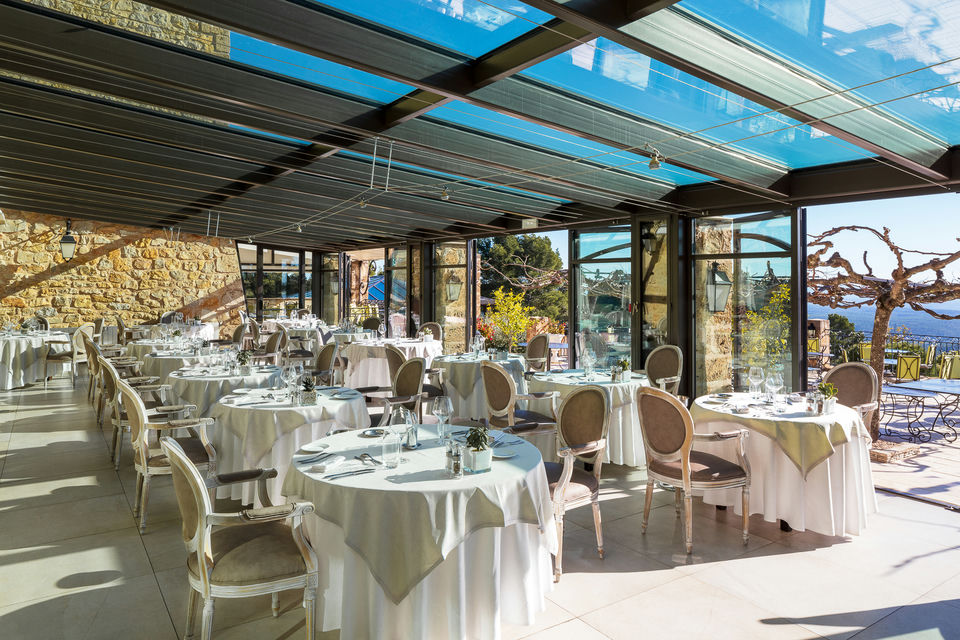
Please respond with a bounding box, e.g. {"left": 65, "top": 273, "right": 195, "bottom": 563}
{"left": 308, "top": 456, "right": 346, "bottom": 473}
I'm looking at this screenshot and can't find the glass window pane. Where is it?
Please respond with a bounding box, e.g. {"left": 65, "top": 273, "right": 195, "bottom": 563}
{"left": 523, "top": 37, "right": 862, "bottom": 168}
{"left": 435, "top": 266, "right": 467, "bottom": 351}
{"left": 681, "top": 0, "right": 959, "bottom": 145}
{"left": 321, "top": 269, "right": 339, "bottom": 324}
{"left": 694, "top": 212, "right": 792, "bottom": 255}
{"left": 435, "top": 242, "right": 467, "bottom": 266}
{"left": 576, "top": 261, "right": 631, "bottom": 367}
{"left": 237, "top": 243, "right": 257, "bottom": 266}
{"left": 322, "top": 253, "right": 339, "bottom": 270}
{"left": 429, "top": 102, "right": 712, "bottom": 185}
{"left": 230, "top": 33, "right": 412, "bottom": 103}
{"left": 576, "top": 228, "right": 631, "bottom": 261}
{"left": 694, "top": 256, "right": 793, "bottom": 396}
{"left": 262, "top": 270, "right": 300, "bottom": 318}
{"left": 241, "top": 270, "right": 257, "bottom": 315}
{"left": 304, "top": 270, "right": 313, "bottom": 306}
{"left": 315, "top": 0, "right": 551, "bottom": 58}
{"left": 387, "top": 270, "right": 408, "bottom": 337}
{"left": 388, "top": 248, "right": 408, "bottom": 269}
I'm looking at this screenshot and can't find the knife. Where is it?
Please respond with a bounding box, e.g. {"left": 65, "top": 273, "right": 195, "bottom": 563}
{"left": 323, "top": 468, "right": 376, "bottom": 481}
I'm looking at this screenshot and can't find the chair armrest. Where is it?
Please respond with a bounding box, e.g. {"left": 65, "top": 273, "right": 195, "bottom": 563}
{"left": 207, "top": 501, "right": 314, "bottom": 526}
{"left": 559, "top": 438, "right": 606, "bottom": 457}
{"left": 656, "top": 375, "right": 681, "bottom": 387}
{"left": 355, "top": 386, "right": 391, "bottom": 394}
{"left": 146, "top": 417, "right": 214, "bottom": 431}
{"left": 206, "top": 468, "right": 278, "bottom": 507}
{"left": 693, "top": 429, "right": 749, "bottom": 442}
{"left": 504, "top": 421, "right": 553, "bottom": 434}
{"left": 853, "top": 401, "right": 879, "bottom": 416}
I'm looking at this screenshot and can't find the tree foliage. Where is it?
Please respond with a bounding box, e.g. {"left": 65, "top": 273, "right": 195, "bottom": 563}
{"left": 827, "top": 313, "right": 864, "bottom": 364}
{"left": 482, "top": 287, "right": 533, "bottom": 351}
{"left": 743, "top": 283, "right": 791, "bottom": 367}
{"left": 478, "top": 235, "right": 567, "bottom": 322}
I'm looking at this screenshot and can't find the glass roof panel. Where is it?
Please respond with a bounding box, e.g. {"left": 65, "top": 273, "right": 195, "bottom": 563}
{"left": 230, "top": 32, "right": 412, "bottom": 103}
{"left": 428, "top": 101, "right": 714, "bottom": 185}
{"left": 680, "top": 0, "right": 960, "bottom": 145}
{"left": 313, "top": 0, "right": 551, "bottom": 57}
{"left": 522, "top": 37, "right": 866, "bottom": 168}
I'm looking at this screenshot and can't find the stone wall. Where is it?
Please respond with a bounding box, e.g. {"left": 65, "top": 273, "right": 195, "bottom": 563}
{"left": 0, "top": 209, "right": 243, "bottom": 337}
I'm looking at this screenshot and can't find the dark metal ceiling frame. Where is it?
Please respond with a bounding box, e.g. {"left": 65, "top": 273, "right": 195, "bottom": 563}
{"left": 0, "top": 0, "right": 670, "bottom": 232}
{"left": 520, "top": 0, "right": 953, "bottom": 182}
{"left": 145, "top": 0, "right": 790, "bottom": 197}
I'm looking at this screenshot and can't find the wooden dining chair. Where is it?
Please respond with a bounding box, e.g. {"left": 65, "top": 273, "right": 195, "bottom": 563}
{"left": 480, "top": 361, "right": 558, "bottom": 434}
{"left": 361, "top": 316, "right": 382, "bottom": 331}
{"left": 119, "top": 380, "right": 216, "bottom": 533}
{"left": 822, "top": 362, "right": 879, "bottom": 423}
{"left": 644, "top": 344, "right": 683, "bottom": 395}
{"left": 418, "top": 321, "right": 443, "bottom": 342}
{"left": 159, "top": 437, "right": 319, "bottom": 640}
{"left": 548, "top": 385, "right": 610, "bottom": 582}
{"left": 636, "top": 387, "right": 751, "bottom": 554}
{"left": 525, "top": 333, "right": 551, "bottom": 373}
{"left": 359, "top": 357, "right": 426, "bottom": 427}
{"left": 43, "top": 322, "right": 93, "bottom": 388}
{"left": 250, "top": 329, "right": 285, "bottom": 366}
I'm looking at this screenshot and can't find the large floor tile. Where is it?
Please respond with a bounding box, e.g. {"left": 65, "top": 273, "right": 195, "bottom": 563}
{"left": 848, "top": 599, "right": 960, "bottom": 640}
{"left": 522, "top": 618, "right": 611, "bottom": 640}
{"left": 0, "top": 447, "right": 115, "bottom": 481}
{"left": 0, "top": 574, "right": 178, "bottom": 640}
{"left": 503, "top": 599, "right": 575, "bottom": 640}
{"left": 0, "top": 467, "right": 124, "bottom": 514}
{"left": 0, "top": 527, "right": 154, "bottom": 606}
{"left": 547, "top": 528, "right": 678, "bottom": 616}
{"left": 581, "top": 575, "right": 814, "bottom": 640}
{"left": 693, "top": 542, "right": 922, "bottom": 640}
{"left": 0, "top": 493, "right": 133, "bottom": 549}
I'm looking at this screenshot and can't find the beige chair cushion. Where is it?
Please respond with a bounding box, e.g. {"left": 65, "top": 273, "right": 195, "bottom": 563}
{"left": 489, "top": 409, "right": 554, "bottom": 428}
{"left": 147, "top": 437, "right": 209, "bottom": 467}
{"left": 422, "top": 383, "right": 443, "bottom": 398}
{"left": 187, "top": 521, "right": 306, "bottom": 586}
{"left": 648, "top": 450, "right": 745, "bottom": 482}
{"left": 544, "top": 462, "right": 599, "bottom": 503}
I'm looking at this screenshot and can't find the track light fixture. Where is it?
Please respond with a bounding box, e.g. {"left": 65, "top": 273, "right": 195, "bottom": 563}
{"left": 359, "top": 199, "right": 367, "bottom": 208}
{"left": 296, "top": 224, "right": 302, "bottom": 233}
{"left": 440, "top": 187, "right": 450, "bottom": 201}
{"left": 645, "top": 144, "right": 664, "bottom": 170}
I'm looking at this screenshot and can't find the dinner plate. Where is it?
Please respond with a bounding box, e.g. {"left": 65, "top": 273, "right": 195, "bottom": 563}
{"left": 333, "top": 390, "right": 361, "bottom": 400}
{"left": 300, "top": 441, "right": 330, "bottom": 453}
{"left": 492, "top": 448, "right": 517, "bottom": 459}
{"left": 358, "top": 428, "right": 385, "bottom": 438}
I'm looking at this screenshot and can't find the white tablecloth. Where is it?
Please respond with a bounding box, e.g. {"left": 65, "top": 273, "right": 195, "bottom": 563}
{"left": 140, "top": 352, "right": 220, "bottom": 383}
{"left": 282, "top": 426, "right": 556, "bottom": 639}
{"left": 126, "top": 340, "right": 173, "bottom": 360}
{"left": 433, "top": 354, "right": 526, "bottom": 422}
{"left": 343, "top": 339, "right": 444, "bottom": 389}
{"left": 330, "top": 331, "right": 367, "bottom": 346}
{"left": 208, "top": 388, "right": 370, "bottom": 504}
{"left": 527, "top": 370, "right": 649, "bottom": 468}
{"left": 148, "top": 322, "right": 219, "bottom": 341}
{"left": 0, "top": 332, "right": 69, "bottom": 390}
{"left": 690, "top": 393, "right": 878, "bottom": 536}
{"left": 168, "top": 366, "right": 282, "bottom": 416}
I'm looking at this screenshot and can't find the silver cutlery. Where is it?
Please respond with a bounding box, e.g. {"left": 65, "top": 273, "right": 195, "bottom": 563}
{"left": 324, "top": 468, "right": 376, "bottom": 481}
{"left": 299, "top": 452, "right": 334, "bottom": 464}
{"left": 355, "top": 453, "right": 382, "bottom": 465}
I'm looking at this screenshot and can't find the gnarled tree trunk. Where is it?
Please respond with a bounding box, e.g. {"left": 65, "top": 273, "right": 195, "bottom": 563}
{"left": 867, "top": 304, "right": 894, "bottom": 441}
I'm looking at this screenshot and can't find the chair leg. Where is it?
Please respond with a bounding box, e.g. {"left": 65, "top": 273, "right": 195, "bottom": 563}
{"left": 200, "top": 597, "right": 215, "bottom": 640}
{"left": 133, "top": 473, "right": 144, "bottom": 516}
{"left": 675, "top": 486, "right": 683, "bottom": 518}
{"left": 138, "top": 475, "right": 151, "bottom": 533}
{"left": 113, "top": 426, "right": 124, "bottom": 470}
{"left": 684, "top": 492, "right": 694, "bottom": 554}
{"left": 741, "top": 486, "right": 750, "bottom": 545}
{"left": 592, "top": 499, "right": 604, "bottom": 559}
{"left": 303, "top": 583, "right": 317, "bottom": 640}
{"left": 271, "top": 592, "right": 280, "bottom": 618}
{"left": 553, "top": 515, "right": 565, "bottom": 583}
{"left": 641, "top": 479, "right": 654, "bottom": 534}
{"left": 185, "top": 587, "right": 200, "bottom": 640}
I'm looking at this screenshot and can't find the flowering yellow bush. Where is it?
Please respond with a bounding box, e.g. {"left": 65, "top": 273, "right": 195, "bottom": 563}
{"left": 486, "top": 287, "right": 533, "bottom": 351}
{"left": 743, "top": 283, "right": 790, "bottom": 366}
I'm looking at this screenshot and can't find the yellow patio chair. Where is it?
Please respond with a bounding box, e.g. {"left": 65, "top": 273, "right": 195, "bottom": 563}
{"left": 859, "top": 343, "right": 871, "bottom": 361}
{"left": 895, "top": 355, "right": 921, "bottom": 382}
{"left": 807, "top": 338, "right": 820, "bottom": 353}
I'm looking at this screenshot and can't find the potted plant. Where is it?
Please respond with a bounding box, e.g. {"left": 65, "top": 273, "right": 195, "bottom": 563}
{"left": 420, "top": 327, "right": 434, "bottom": 343}
{"left": 172, "top": 329, "right": 182, "bottom": 338}
{"left": 490, "top": 330, "right": 511, "bottom": 361}
{"left": 236, "top": 349, "right": 252, "bottom": 375}
{"left": 464, "top": 425, "right": 493, "bottom": 473}
{"left": 301, "top": 376, "right": 317, "bottom": 405}
{"left": 613, "top": 357, "right": 631, "bottom": 382}
{"left": 817, "top": 382, "right": 838, "bottom": 413}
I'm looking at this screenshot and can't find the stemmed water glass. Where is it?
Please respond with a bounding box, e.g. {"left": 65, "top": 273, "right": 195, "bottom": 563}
{"left": 433, "top": 396, "right": 453, "bottom": 442}
{"left": 765, "top": 372, "right": 784, "bottom": 410}
{"left": 280, "top": 365, "right": 298, "bottom": 403}
{"left": 748, "top": 366, "right": 764, "bottom": 399}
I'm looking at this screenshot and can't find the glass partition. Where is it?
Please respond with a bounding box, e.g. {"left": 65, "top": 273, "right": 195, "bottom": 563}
{"left": 319, "top": 252, "right": 339, "bottom": 324}
{"left": 692, "top": 211, "right": 798, "bottom": 396}
{"left": 433, "top": 241, "right": 469, "bottom": 352}
{"left": 237, "top": 242, "right": 258, "bottom": 317}
{"left": 386, "top": 247, "right": 409, "bottom": 337}
{"left": 572, "top": 227, "right": 632, "bottom": 368}
{"left": 639, "top": 219, "right": 669, "bottom": 361}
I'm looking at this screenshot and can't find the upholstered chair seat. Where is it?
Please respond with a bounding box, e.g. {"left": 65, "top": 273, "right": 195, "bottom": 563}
{"left": 544, "top": 463, "right": 599, "bottom": 502}
{"left": 186, "top": 521, "right": 306, "bottom": 586}
{"left": 481, "top": 361, "right": 558, "bottom": 435}
{"left": 147, "top": 437, "right": 210, "bottom": 467}
{"left": 647, "top": 451, "right": 746, "bottom": 482}
{"left": 489, "top": 408, "right": 556, "bottom": 429}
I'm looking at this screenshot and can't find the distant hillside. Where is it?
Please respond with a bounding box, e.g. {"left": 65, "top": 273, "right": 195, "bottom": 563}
{"left": 808, "top": 302, "right": 960, "bottom": 337}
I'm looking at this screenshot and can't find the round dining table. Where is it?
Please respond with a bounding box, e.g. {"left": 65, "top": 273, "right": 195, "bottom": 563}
{"left": 527, "top": 369, "right": 649, "bottom": 467}
{"left": 208, "top": 387, "right": 369, "bottom": 504}
{"left": 432, "top": 353, "right": 526, "bottom": 421}
{"left": 342, "top": 338, "right": 444, "bottom": 388}
{"left": 139, "top": 351, "right": 221, "bottom": 383}
{"left": 690, "top": 393, "right": 877, "bottom": 536}
{"left": 125, "top": 339, "right": 176, "bottom": 360}
{"left": 167, "top": 365, "right": 282, "bottom": 416}
{"left": 282, "top": 425, "right": 556, "bottom": 640}
{"left": 0, "top": 331, "right": 70, "bottom": 390}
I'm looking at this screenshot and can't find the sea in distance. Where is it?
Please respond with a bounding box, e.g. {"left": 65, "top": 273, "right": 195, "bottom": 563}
{"left": 808, "top": 302, "right": 960, "bottom": 338}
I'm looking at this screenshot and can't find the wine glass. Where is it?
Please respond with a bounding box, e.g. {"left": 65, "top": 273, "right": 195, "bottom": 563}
{"left": 281, "top": 365, "right": 297, "bottom": 402}
{"left": 748, "top": 366, "right": 764, "bottom": 399}
{"left": 765, "top": 372, "right": 784, "bottom": 408}
{"left": 433, "top": 396, "right": 453, "bottom": 442}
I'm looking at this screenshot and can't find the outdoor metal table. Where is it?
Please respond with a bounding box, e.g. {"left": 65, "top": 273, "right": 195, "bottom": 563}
{"left": 880, "top": 384, "right": 939, "bottom": 441}
{"left": 884, "top": 380, "right": 960, "bottom": 442}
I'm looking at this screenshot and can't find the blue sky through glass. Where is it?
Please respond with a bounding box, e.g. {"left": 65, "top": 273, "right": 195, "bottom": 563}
{"left": 313, "top": 0, "right": 551, "bottom": 57}
{"left": 523, "top": 37, "right": 865, "bottom": 168}
{"left": 682, "top": 0, "right": 960, "bottom": 145}
{"left": 230, "top": 32, "right": 412, "bottom": 103}
{"left": 428, "top": 101, "right": 713, "bottom": 185}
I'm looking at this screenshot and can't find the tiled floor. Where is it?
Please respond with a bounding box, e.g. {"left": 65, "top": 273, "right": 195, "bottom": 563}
{"left": 2, "top": 378, "right": 960, "bottom": 639}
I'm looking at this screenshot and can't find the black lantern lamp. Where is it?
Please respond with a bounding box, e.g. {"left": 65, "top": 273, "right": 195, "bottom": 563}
{"left": 445, "top": 273, "right": 463, "bottom": 302}
{"left": 59, "top": 219, "right": 78, "bottom": 261}
{"left": 705, "top": 261, "right": 732, "bottom": 313}
{"left": 641, "top": 230, "right": 658, "bottom": 254}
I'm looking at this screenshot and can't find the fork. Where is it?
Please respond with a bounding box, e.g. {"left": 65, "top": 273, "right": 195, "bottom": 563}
{"left": 299, "top": 452, "right": 334, "bottom": 464}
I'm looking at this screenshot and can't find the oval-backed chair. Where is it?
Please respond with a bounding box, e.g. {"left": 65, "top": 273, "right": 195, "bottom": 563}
{"left": 636, "top": 387, "right": 750, "bottom": 554}
{"left": 547, "top": 385, "right": 610, "bottom": 581}
{"left": 361, "top": 316, "right": 382, "bottom": 331}
{"left": 525, "top": 332, "right": 551, "bottom": 373}
{"left": 480, "top": 361, "right": 558, "bottom": 434}
{"left": 418, "top": 321, "right": 443, "bottom": 343}
{"left": 644, "top": 344, "right": 683, "bottom": 395}
{"left": 359, "top": 357, "right": 426, "bottom": 427}
{"left": 822, "top": 361, "right": 879, "bottom": 424}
